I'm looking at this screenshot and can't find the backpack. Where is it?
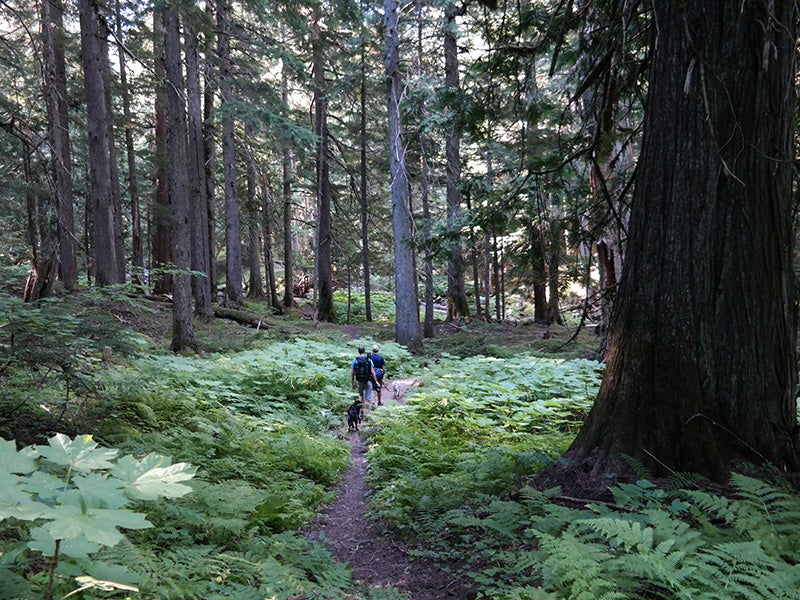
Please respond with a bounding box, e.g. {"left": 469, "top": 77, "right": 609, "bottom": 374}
{"left": 353, "top": 356, "right": 370, "bottom": 383}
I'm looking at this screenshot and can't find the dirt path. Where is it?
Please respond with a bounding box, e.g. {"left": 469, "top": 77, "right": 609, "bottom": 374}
{"left": 304, "top": 378, "right": 470, "bottom": 599}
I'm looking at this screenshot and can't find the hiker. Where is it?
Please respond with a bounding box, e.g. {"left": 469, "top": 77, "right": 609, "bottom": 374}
{"left": 370, "top": 345, "right": 386, "bottom": 406}
{"left": 351, "top": 346, "right": 379, "bottom": 406}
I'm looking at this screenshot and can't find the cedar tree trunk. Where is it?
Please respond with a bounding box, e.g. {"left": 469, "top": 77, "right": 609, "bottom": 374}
{"left": 565, "top": 1, "right": 799, "bottom": 481}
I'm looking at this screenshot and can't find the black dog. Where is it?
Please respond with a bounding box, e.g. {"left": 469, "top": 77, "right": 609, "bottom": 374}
{"left": 346, "top": 400, "right": 363, "bottom": 431}
{"left": 347, "top": 400, "right": 364, "bottom": 431}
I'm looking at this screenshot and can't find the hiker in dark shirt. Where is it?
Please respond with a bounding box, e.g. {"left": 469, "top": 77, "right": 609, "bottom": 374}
{"left": 370, "top": 345, "right": 386, "bottom": 406}
{"left": 351, "top": 346, "right": 379, "bottom": 405}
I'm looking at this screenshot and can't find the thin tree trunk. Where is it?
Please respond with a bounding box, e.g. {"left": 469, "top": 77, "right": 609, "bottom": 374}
{"left": 41, "top": 0, "right": 77, "bottom": 291}
{"left": 260, "top": 174, "right": 280, "bottom": 309}
{"left": 385, "top": 0, "right": 421, "bottom": 351}
{"left": 217, "top": 0, "right": 244, "bottom": 307}
{"left": 482, "top": 232, "right": 491, "bottom": 321}
{"left": 547, "top": 217, "right": 564, "bottom": 325}
{"left": 312, "top": 15, "right": 335, "bottom": 323}
{"left": 281, "top": 61, "right": 294, "bottom": 309}
{"left": 203, "top": 0, "right": 217, "bottom": 298}
{"left": 359, "top": 40, "right": 372, "bottom": 322}
{"left": 114, "top": 0, "right": 143, "bottom": 284}
{"left": 185, "top": 12, "right": 213, "bottom": 318}
{"left": 163, "top": 6, "right": 196, "bottom": 352}
{"left": 444, "top": 4, "right": 469, "bottom": 321}
{"left": 245, "top": 136, "right": 264, "bottom": 300}
{"left": 98, "top": 11, "right": 125, "bottom": 283}
{"left": 152, "top": 11, "right": 171, "bottom": 295}
{"left": 78, "top": 0, "right": 117, "bottom": 286}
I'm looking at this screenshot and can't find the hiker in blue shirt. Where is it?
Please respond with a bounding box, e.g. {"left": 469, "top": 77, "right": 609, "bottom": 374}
{"left": 370, "top": 345, "right": 386, "bottom": 406}
{"left": 351, "top": 346, "right": 379, "bottom": 406}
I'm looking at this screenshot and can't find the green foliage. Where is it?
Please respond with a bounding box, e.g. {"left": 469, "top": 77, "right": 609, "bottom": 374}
{"left": 367, "top": 355, "right": 602, "bottom": 537}
{"left": 334, "top": 290, "right": 397, "bottom": 323}
{"left": 0, "top": 291, "right": 149, "bottom": 443}
{"left": 0, "top": 433, "right": 195, "bottom": 598}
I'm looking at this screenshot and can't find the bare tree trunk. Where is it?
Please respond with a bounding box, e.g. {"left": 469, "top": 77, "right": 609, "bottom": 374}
{"left": 41, "top": 0, "right": 77, "bottom": 291}
{"left": 281, "top": 62, "right": 294, "bottom": 309}
{"left": 359, "top": 43, "right": 372, "bottom": 322}
{"left": 565, "top": 0, "right": 799, "bottom": 480}
{"left": 163, "top": 6, "right": 196, "bottom": 352}
{"left": 217, "top": 0, "right": 244, "bottom": 307}
{"left": 114, "top": 0, "right": 143, "bottom": 284}
{"left": 444, "top": 4, "right": 469, "bottom": 321}
{"left": 260, "top": 174, "right": 280, "bottom": 309}
{"left": 203, "top": 0, "right": 217, "bottom": 298}
{"left": 78, "top": 0, "right": 117, "bottom": 286}
{"left": 547, "top": 217, "right": 564, "bottom": 325}
{"left": 152, "top": 11, "right": 171, "bottom": 295}
{"left": 312, "top": 15, "right": 335, "bottom": 323}
{"left": 385, "top": 0, "right": 421, "bottom": 351}
{"left": 244, "top": 136, "right": 264, "bottom": 300}
{"left": 98, "top": 12, "right": 125, "bottom": 283}
{"left": 185, "top": 12, "right": 213, "bottom": 318}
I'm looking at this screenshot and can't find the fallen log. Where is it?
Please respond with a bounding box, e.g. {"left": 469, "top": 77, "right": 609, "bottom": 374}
{"left": 213, "top": 306, "right": 273, "bottom": 330}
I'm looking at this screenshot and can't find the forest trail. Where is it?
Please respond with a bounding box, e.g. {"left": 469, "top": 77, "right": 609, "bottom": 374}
{"left": 304, "top": 378, "right": 469, "bottom": 599}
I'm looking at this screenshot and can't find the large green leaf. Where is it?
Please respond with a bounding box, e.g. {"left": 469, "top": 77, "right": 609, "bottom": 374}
{"left": 0, "top": 472, "right": 50, "bottom": 522}
{"left": 35, "top": 434, "right": 118, "bottom": 473}
{"left": 112, "top": 454, "right": 196, "bottom": 500}
{"left": 0, "top": 439, "right": 37, "bottom": 475}
{"left": 28, "top": 526, "right": 102, "bottom": 558}
{"left": 44, "top": 504, "right": 152, "bottom": 547}
{"left": 23, "top": 471, "right": 65, "bottom": 499}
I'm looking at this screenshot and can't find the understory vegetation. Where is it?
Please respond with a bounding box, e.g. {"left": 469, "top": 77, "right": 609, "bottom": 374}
{"left": 2, "top": 289, "right": 799, "bottom": 599}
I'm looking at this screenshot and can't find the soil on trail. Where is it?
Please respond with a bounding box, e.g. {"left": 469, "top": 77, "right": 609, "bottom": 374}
{"left": 304, "top": 378, "right": 471, "bottom": 599}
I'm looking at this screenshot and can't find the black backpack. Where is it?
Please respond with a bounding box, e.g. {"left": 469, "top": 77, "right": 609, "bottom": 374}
{"left": 353, "top": 356, "right": 370, "bottom": 382}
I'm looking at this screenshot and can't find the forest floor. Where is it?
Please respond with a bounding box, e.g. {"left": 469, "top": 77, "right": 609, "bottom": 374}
{"left": 303, "top": 377, "right": 473, "bottom": 599}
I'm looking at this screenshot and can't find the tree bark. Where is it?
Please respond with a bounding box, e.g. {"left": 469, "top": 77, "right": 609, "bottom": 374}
{"left": 217, "top": 0, "right": 244, "bottom": 307}
{"left": 185, "top": 12, "right": 213, "bottom": 318}
{"left": 565, "top": 1, "right": 799, "bottom": 481}
{"left": 78, "top": 0, "right": 118, "bottom": 287}
{"left": 312, "top": 15, "right": 336, "bottom": 323}
{"left": 114, "top": 0, "right": 143, "bottom": 284}
{"left": 444, "top": 4, "right": 469, "bottom": 321}
{"left": 203, "top": 0, "right": 217, "bottom": 298}
{"left": 359, "top": 40, "right": 372, "bottom": 322}
{"left": 98, "top": 12, "right": 125, "bottom": 283}
{"left": 281, "top": 61, "right": 294, "bottom": 309}
{"left": 163, "top": 6, "right": 196, "bottom": 352}
{"left": 152, "top": 11, "right": 171, "bottom": 295}
{"left": 244, "top": 136, "right": 264, "bottom": 300}
{"left": 41, "top": 0, "right": 77, "bottom": 291}
{"left": 385, "top": 0, "right": 422, "bottom": 351}
{"left": 260, "top": 174, "right": 280, "bottom": 309}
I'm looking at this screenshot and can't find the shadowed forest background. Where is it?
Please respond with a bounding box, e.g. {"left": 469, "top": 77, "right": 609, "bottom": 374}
{"left": 2, "top": 0, "right": 800, "bottom": 598}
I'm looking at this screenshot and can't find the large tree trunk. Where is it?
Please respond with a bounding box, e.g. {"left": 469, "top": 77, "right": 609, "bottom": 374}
{"left": 114, "top": 0, "right": 143, "bottom": 284}
{"left": 218, "top": 0, "right": 244, "bottom": 307}
{"left": 185, "top": 12, "right": 213, "bottom": 318}
{"left": 312, "top": 15, "right": 336, "bottom": 323}
{"left": 565, "top": 1, "right": 799, "bottom": 481}
{"left": 41, "top": 0, "right": 77, "bottom": 292}
{"left": 385, "top": 0, "right": 421, "bottom": 351}
{"left": 78, "top": 0, "right": 117, "bottom": 286}
{"left": 163, "top": 6, "right": 196, "bottom": 352}
{"left": 443, "top": 4, "right": 469, "bottom": 321}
